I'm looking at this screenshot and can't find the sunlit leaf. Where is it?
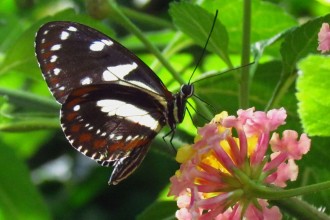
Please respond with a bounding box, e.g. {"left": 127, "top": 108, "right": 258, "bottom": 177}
{"left": 297, "top": 54, "right": 330, "bottom": 136}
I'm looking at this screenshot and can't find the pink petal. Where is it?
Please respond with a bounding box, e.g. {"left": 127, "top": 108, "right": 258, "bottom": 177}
{"left": 265, "top": 159, "right": 298, "bottom": 187}
{"left": 318, "top": 23, "right": 330, "bottom": 53}
{"left": 177, "top": 193, "right": 191, "bottom": 208}
{"left": 251, "top": 132, "right": 270, "bottom": 164}
{"left": 245, "top": 200, "right": 282, "bottom": 220}
{"left": 264, "top": 152, "right": 288, "bottom": 171}
{"left": 270, "top": 130, "right": 311, "bottom": 160}
{"left": 176, "top": 208, "right": 192, "bottom": 220}
{"left": 266, "top": 108, "right": 287, "bottom": 131}
{"left": 245, "top": 108, "right": 286, "bottom": 135}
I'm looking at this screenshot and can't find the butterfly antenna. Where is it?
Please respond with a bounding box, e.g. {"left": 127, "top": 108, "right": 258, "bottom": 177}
{"left": 191, "top": 62, "right": 254, "bottom": 85}
{"left": 192, "top": 94, "right": 216, "bottom": 114}
{"left": 188, "top": 10, "right": 219, "bottom": 85}
{"left": 187, "top": 101, "right": 210, "bottom": 123}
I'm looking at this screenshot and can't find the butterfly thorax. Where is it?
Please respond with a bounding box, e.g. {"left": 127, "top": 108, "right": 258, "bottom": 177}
{"left": 172, "top": 84, "right": 194, "bottom": 124}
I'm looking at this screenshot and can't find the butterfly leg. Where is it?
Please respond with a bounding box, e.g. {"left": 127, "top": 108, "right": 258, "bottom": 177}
{"left": 162, "top": 126, "right": 177, "bottom": 153}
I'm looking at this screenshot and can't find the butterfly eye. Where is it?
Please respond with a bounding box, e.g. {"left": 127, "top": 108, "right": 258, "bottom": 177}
{"left": 181, "top": 84, "right": 194, "bottom": 98}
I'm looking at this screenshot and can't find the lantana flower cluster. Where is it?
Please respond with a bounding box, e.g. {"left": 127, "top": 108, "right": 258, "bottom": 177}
{"left": 168, "top": 108, "right": 311, "bottom": 220}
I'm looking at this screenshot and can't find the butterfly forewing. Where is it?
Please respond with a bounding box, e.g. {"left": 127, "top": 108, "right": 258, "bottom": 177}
{"left": 35, "top": 21, "right": 172, "bottom": 104}
{"left": 35, "top": 21, "right": 188, "bottom": 185}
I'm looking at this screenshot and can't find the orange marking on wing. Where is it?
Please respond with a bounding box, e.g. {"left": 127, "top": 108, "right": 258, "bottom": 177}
{"left": 66, "top": 112, "right": 78, "bottom": 121}
{"left": 79, "top": 133, "right": 92, "bottom": 143}
{"left": 41, "top": 41, "right": 54, "bottom": 49}
{"left": 49, "top": 77, "right": 59, "bottom": 85}
{"left": 93, "top": 139, "right": 107, "bottom": 149}
{"left": 40, "top": 51, "right": 52, "bottom": 59}
{"left": 66, "top": 98, "right": 83, "bottom": 108}
{"left": 72, "top": 86, "right": 98, "bottom": 96}
{"left": 44, "top": 62, "right": 56, "bottom": 71}
{"left": 108, "top": 141, "right": 125, "bottom": 152}
{"left": 124, "top": 139, "right": 148, "bottom": 151}
{"left": 70, "top": 124, "right": 81, "bottom": 133}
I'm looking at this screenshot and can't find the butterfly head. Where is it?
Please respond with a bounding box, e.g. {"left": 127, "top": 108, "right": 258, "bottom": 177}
{"left": 180, "top": 84, "right": 194, "bottom": 99}
{"left": 173, "top": 84, "right": 194, "bottom": 123}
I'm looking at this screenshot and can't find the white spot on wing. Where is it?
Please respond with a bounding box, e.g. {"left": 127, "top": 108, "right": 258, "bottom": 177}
{"left": 101, "top": 39, "right": 113, "bottom": 46}
{"left": 116, "top": 135, "right": 123, "bottom": 140}
{"left": 97, "top": 99, "right": 160, "bottom": 130}
{"left": 89, "top": 39, "right": 112, "bottom": 51}
{"left": 128, "top": 81, "right": 158, "bottom": 93}
{"left": 102, "top": 63, "right": 158, "bottom": 93}
{"left": 50, "top": 55, "right": 58, "bottom": 63}
{"left": 102, "top": 70, "right": 115, "bottom": 81}
{"left": 67, "top": 26, "right": 77, "bottom": 32}
{"left": 126, "top": 135, "right": 132, "bottom": 141}
{"left": 50, "top": 44, "right": 61, "bottom": 51}
{"left": 53, "top": 68, "right": 61, "bottom": 75}
{"left": 132, "top": 135, "right": 139, "bottom": 140}
{"left": 73, "top": 105, "right": 80, "bottom": 111}
{"left": 60, "top": 31, "right": 70, "bottom": 40}
{"left": 81, "top": 77, "right": 92, "bottom": 85}
{"left": 90, "top": 41, "right": 106, "bottom": 51}
{"left": 102, "top": 62, "right": 138, "bottom": 81}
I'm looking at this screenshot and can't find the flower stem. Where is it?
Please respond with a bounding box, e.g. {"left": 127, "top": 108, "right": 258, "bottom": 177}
{"left": 265, "top": 72, "right": 297, "bottom": 111}
{"left": 236, "top": 168, "right": 330, "bottom": 218}
{"left": 239, "top": 0, "right": 251, "bottom": 108}
{"left": 254, "top": 181, "right": 330, "bottom": 200}
{"left": 272, "top": 197, "right": 330, "bottom": 220}
{"left": 236, "top": 168, "right": 330, "bottom": 199}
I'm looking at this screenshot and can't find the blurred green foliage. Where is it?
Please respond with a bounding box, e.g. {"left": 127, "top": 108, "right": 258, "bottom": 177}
{"left": 0, "top": 0, "right": 330, "bottom": 219}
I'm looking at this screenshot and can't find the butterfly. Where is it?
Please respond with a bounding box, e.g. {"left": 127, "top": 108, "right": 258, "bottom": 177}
{"left": 35, "top": 21, "right": 194, "bottom": 185}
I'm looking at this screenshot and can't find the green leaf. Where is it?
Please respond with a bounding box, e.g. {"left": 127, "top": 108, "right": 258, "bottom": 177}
{"left": 169, "top": 2, "right": 231, "bottom": 66}
{"left": 137, "top": 201, "right": 177, "bottom": 220}
{"left": 0, "top": 14, "right": 23, "bottom": 53}
{"left": 281, "top": 14, "right": 330, "bottom": 76}
{"left": 0, "top": 145, "right": 51, "bottom": 220}
{"left": 203, "top": 0, "right": 297, "bottom": 53}
{"left": 296, "top": 54, "right": 330, "bottom": 136}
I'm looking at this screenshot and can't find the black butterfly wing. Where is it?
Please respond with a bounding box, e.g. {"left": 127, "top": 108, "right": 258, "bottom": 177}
{"left": 35, "top": 21, "right": 171, "bottom": 104}
{"left": 61, "top": 83, "right": 167, "bottom": 184}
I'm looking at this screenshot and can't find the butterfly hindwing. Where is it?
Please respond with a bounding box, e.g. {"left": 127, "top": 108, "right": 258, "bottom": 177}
{"left": 109, "top": 143, "right": 151, "bottom": 185}
{"left": 60, "top": 83, "right": 166, "bottom": 184}
{"left": 35, "top": 21, "right": 172, "bottom": 104}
